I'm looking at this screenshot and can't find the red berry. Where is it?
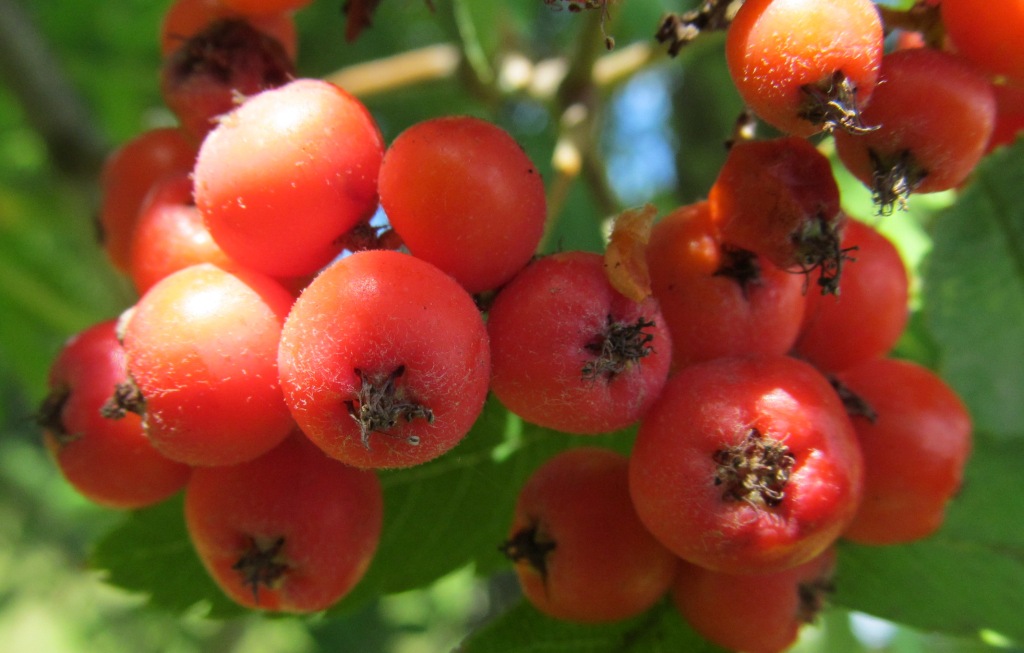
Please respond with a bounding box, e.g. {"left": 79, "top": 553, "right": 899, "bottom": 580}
{"left": 39, "top": 320, "right": 191, "bottom": 509}
{"left": 835, "top": 358, "right": 972, "bottom": 545}
{"left": 99, "top": 128, "right": 198, "bottom": 272}
{"left": 488, "top": 251, "right": 671, "bottom": 434}
{"left": 378, "top": 116, "right": 547, "bottom": 294}
{"left": 278, "top": 250, "right": 490, "bottom": 469}
{"left": 122, "top": 264, "right": 296, "bottom": 466}
{"left": 987, "top": 82, "right": 1024, "bottom": 153}
{"left": 502, "top": 448, "right": 678, "bottom": 623}
{"left": 629, "top": 355, "right": 863, "bottom": 574}
{"left": 833, "top": 48, "right": 996, "bottom": 213}
{"left": 217, "top": 0, "right": 314, "bottom": 16}
{"left": 185, "top": 433, "right": 382, "bottom": 613}
{"left": 709, "top": 136, "right": 847, "bottom": 294}
{"left": 794, "top": 219, "right": 909, "bottom": 373}
{"left": 160, "top": 0, "right": 297, "bottom": 61}
{"left": 672, "top": 548, "right": 837, "bottom": 653}
{"left": 941, "top": 0, "right": 1024, "bottom": 83}
{"left": 128, "top": 172, "right": 236, "bottom": 295}
{"left": 647, "top": 201, "right": 807, "bottom": 366}
{"left": 726, "top": 0, "right": 883, "bottom": 136}
{"left": 194, "top": 79, "right": 384, "bottom": 278}
{"left": 160, "top": 19, "right": 295, "bottom": 142}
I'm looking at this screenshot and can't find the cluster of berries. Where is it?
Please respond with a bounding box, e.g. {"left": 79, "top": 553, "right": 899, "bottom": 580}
{"left": 41, "top": 0, "right": 545, "bottom": 615}
{"left": 504, "top": 0, "right": 998, "bottom": 649}
{"left": 36, "top": 0, "right": 1011, "bottom": 649}
{"left": 499, "top": 134, "right": 972, "bottom": 653}
{"left": 721, "top": 0, "right": 1019, "bottom": 215}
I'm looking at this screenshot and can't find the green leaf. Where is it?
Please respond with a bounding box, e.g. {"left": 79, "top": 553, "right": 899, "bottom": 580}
{"left": 460, "top": 599, "right": 726, "bottom": 653}
{"left": 91, "top": 493, "right": 243, "bottom": 618}
{"left": 836, "top": 540, "right": 1024, "bottom": 643}
{"left": 923, "top": 140, "right": 1024, "bottom": 439}
{"left": 942, "top": 437, "right": 1024, "bottom": 548}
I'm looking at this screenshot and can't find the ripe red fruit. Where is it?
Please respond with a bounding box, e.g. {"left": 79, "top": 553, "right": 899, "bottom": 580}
{"left": 487, "top": 251, "right": 671, "bottom": 434}
{"left": 99, "top": 128, "right": 198, "bottom": 272}
{"left": 128, "top": 172, "right": 236, "bottom": 295}
{"left": 160, "top": 0, "right": 297, "bottom": 61}
{"left": 725, "top": 0, "right": 883, "bottom": 136}
{"left": 646, "top": 201, "right": 806, "bottom": 367}
{"left": 185, "top": 433, "right": 382, "bottom": 613}
{"left": 835, "top": 358, "right": 972, "bottom": 545}
{"left": 941, "top": 0, "right": 1024, "bottom": 83}
{"left": 833, "top": 48, "right": 996, "bottom": 214}
{"left": 122, "top": 264, "right": 296, "bottom": 466}
{"left": 988, "top": 82, "right": 1024, "bottom": 154}
{"left": 378, "top": 116, "right": 547, "bottom": 294}
{"left": 194, "top": 78, "right": 385, "bottom": 278}
{"left": 160, "top": 19, "right": 295, "bottom": 142}
{"left": 794, "top": 219, "right": 909, "bottom": 373}
{"left": 217, "top": 0, "right": 315, "bottom": 16}
{"left": 38, "top": 320, "right": 191, "bottom": 509}
{"left": 278, "top": 250, "right": 490, "bottom": 469}
{"left": 502, "top": 448, "right": 678, "bottom": 623}
{"left": 708, "top": 136, "right": 847, "bottom": 294}
{"left": 629, "top": 355, "right": 863, "bottom": 574}
{"left": 672, "top": 548, "right": 837, "bottom": 653}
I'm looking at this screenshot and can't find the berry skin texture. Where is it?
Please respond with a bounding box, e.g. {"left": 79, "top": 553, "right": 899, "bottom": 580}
{"left": 217, "top": 0, "right": 314, "bottom": 16}
{"left": 194, "top": 78, "right": 385, "bottom": 278}
{"left": 278, "top": 250, "right": 491, "bottom": 469}
{"left": 833, "top": 48, "right": 996, "bottom": 213}
{"left": 725, "top": 0, "right": 883, "bottom": 136}
{"left": 708, "top": 136, "right": 847, "bottom": 294}
{"left": 39, "top": 320, "right": 192, "bottom": 509}
{"left": 672, "top": 548, "right": 837, "bottom": 653}
{"left": 836, "top": 358, "right": 972, "bottom": 545}
{"left": 502, "top": 448, "right": 678, "bottom": 623}
{"left": 128, "top": 172, "right": 236, "bottom": 295}
{"left": 123, "top": 263, "right": 296, "bottom": 466}
{"left": 629, "top": 355, "right": 864, "bottom": 574}
{"left": 99, "top": 127, "right": 198, "bottom": 272}
{"left": 160, "top": 0, "right": 297, "bottom": 61}
{"left": 987, "top": 82, "right": 1024, "bottom": 154}
{"left": 487, "top": 251, "right": 672, "bottom": 434}
{"left": 941, "top": 0, "right": 1024, "bottom": 83}
{"left": 646, "top": 201, "right": 807, "bottom": 367}
{"left": 794, "top": 219, "right": 909, "bottom": 373}
{"left": 160, "top": 19, "right": 295, "bottom": 142}
{"left": 378, "top": 116, "right": 547, "bottom": 294}
{"left": 184, "top": 433, "right": 382, "bottom": 613}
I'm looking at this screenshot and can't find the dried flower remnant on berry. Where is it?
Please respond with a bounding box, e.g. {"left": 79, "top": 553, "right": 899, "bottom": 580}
{"left": 581, "top": 315, "right": 656, "bottom": 381}
{"left": 345, "top": 366, "right": 431, "bottom": 449}
{"left": 233, "top": 536, "right": 289, "bottom": 604}
{"left": 798, "top": 70, "right": 878, "bottom": 135}
{"left": 869, "top": 149, "right": 927, "bottom": 216}
{"left": 500, "top": 522, "right": 558, "bottom": 585}
{"left": 713, "top": 428, "right": 796, "bottom": 508}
